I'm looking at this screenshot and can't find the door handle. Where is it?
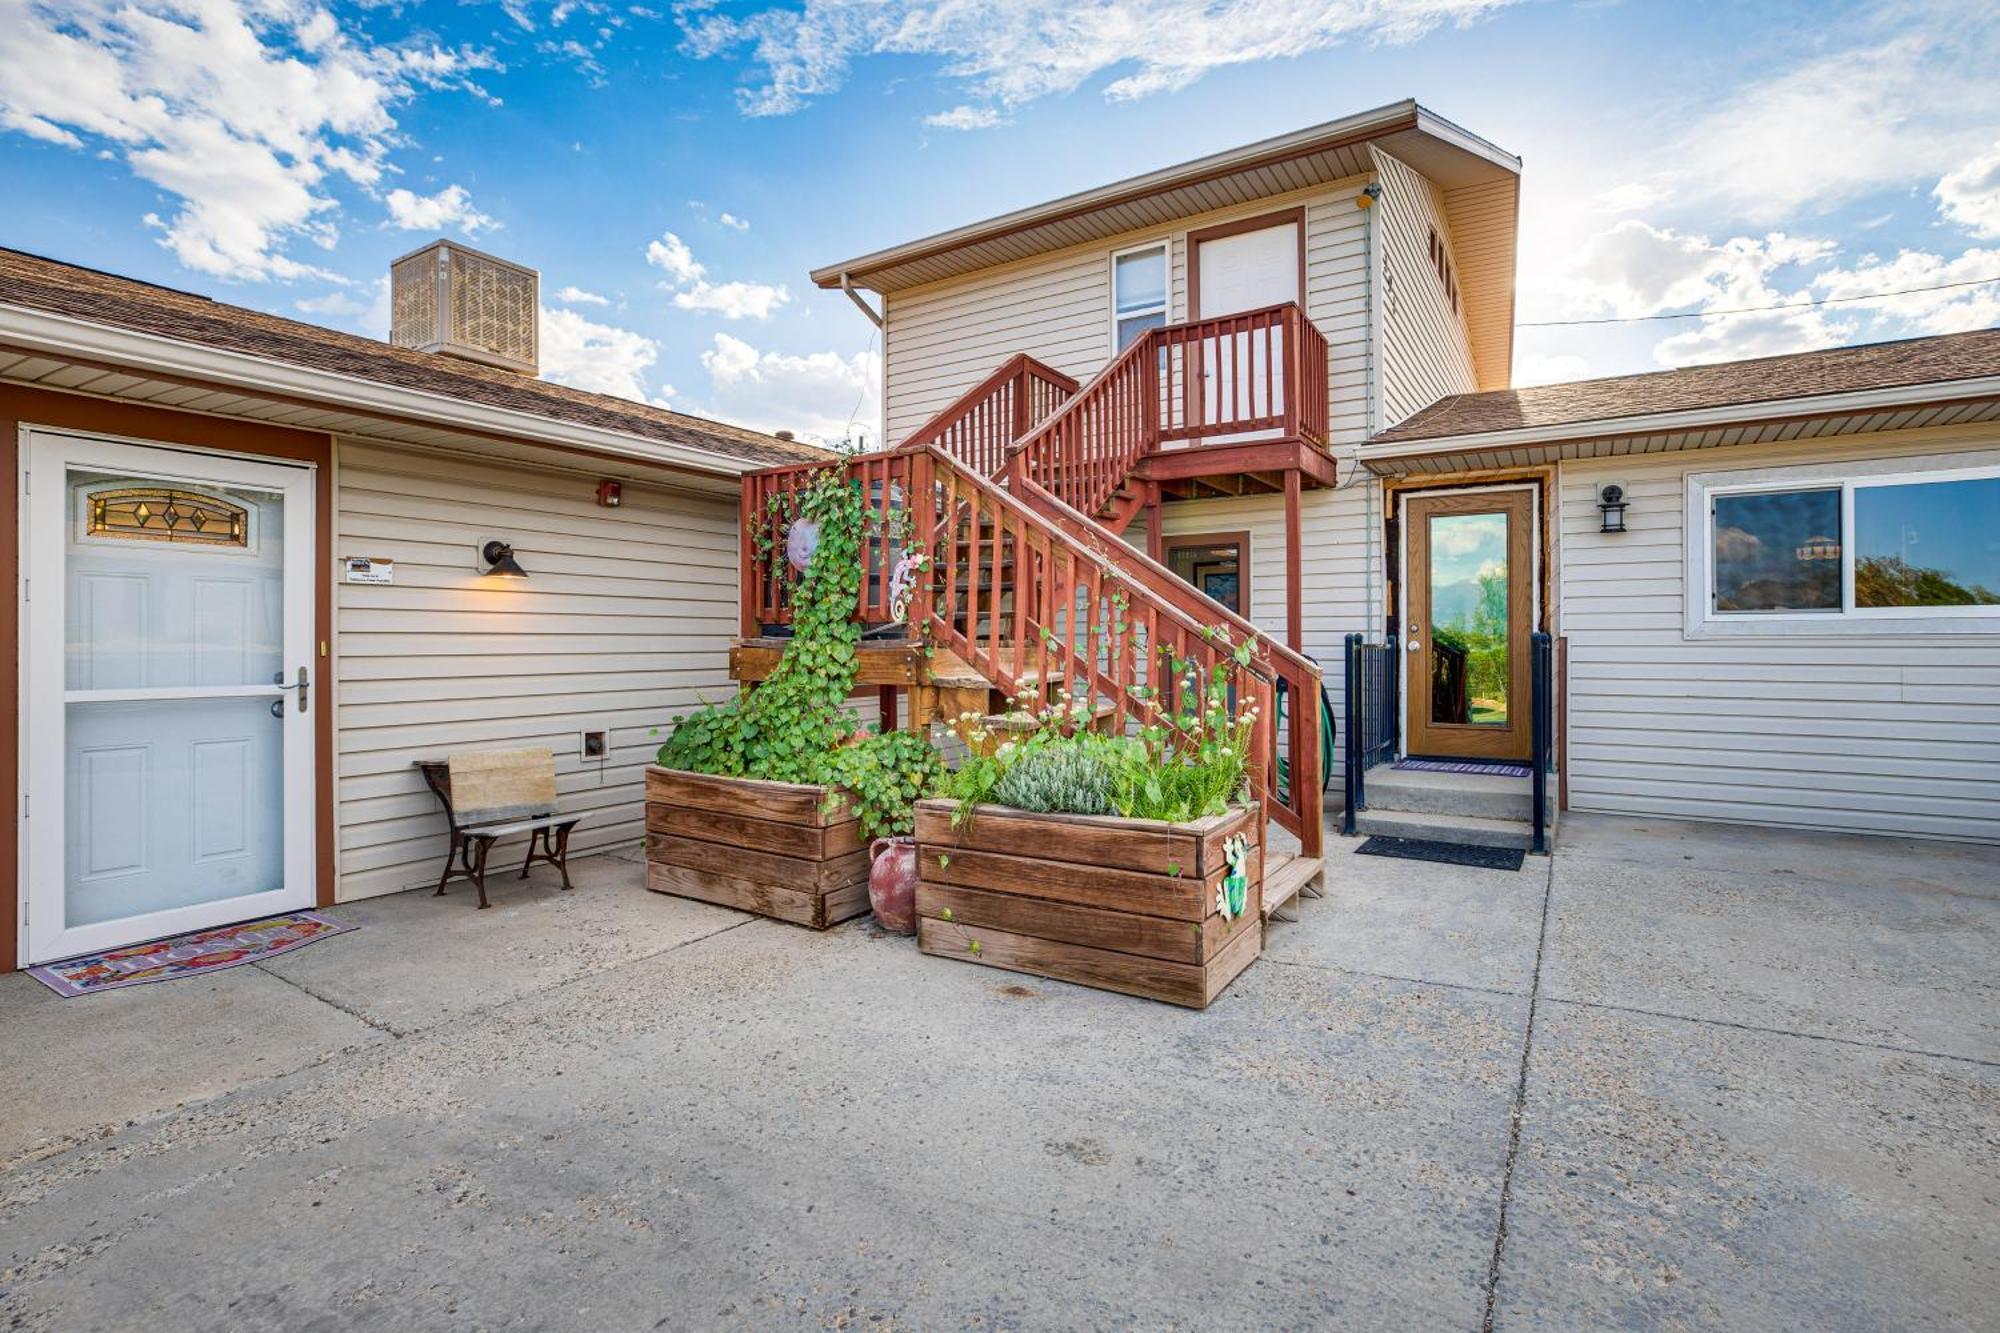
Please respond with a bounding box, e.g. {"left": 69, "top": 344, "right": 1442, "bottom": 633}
{"left": 1406, "top": 639, "right": 1420, "bottom": 653}
{"left": 272, "top": 666, "right": 310, "bottom": 713}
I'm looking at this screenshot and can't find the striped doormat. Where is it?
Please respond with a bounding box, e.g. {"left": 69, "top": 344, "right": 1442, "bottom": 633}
{"left": 26, "top": 911, "right": 356, "bottom": 998}
{"left": 1394, "top": 757, "right": 1531, "bottom": 779}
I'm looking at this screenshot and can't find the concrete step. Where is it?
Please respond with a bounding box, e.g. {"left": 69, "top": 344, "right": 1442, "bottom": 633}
{"left": 1362, "top": 765, "right": 1555, "bottom": 822}
{"left": 1351, "top": 808, "right": 1537, "bottom": 851}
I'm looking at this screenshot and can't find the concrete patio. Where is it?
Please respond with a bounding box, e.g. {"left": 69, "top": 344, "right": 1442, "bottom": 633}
{"left": 1, "top": 813, "right": 1994, "bottom": 1330}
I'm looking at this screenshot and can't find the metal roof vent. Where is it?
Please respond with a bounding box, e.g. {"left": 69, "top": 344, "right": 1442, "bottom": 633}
{"left": 390, "top": 239, "right": 539, "bottom": 375}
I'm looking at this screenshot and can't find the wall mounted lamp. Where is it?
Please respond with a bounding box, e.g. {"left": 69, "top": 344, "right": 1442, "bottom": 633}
{"left": 480, "top": 540, "right": 528, "bottom": 578}
{"left": 1597, "top": 485, "right": 1629, "bottom": 534}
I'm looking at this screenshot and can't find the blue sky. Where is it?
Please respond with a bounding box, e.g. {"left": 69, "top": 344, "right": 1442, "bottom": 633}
{"left": 2, "top": 0, "right": 1996, "bottom": 444}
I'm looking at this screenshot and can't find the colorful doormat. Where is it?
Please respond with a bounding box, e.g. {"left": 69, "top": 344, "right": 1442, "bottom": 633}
{"left": 1394, "top": 757, "right": 1532, "bottom": 779}
{"left": 26, "top": 911, "right": 356, "bottom": 998}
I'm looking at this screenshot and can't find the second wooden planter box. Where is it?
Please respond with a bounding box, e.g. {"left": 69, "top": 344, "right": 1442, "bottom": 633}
{"left": 644, "top": 766, "right": 870, "bottom": 929}
{"left": 913, "top": 799, "right": 1263, "bottom": 1008}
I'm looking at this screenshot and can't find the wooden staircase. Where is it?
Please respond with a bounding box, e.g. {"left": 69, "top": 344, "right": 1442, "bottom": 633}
{"left": 738, "top": 305, "right": 1336, "bottom": 917}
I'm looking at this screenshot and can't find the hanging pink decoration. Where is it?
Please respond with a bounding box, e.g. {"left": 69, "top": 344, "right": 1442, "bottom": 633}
{"left": 786, "top": 518, "right": 820, "bottom": 572}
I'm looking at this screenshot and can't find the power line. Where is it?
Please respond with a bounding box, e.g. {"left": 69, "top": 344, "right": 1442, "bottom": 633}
{"left": 1518, "top": 274, "right": 2000, "bottom": 328}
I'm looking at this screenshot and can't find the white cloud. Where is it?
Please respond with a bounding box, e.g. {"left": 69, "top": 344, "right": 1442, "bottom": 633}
{"left": 0, "top": 0, "right": 497, "bottom": 280}
{"left": 1592, "top": 182, "right": 1664, "bottom": 214}
{"left": 384, "top": 184, "right": 497, "bottom": 234}
{"left": 539, "top": 306, "right": 669, "bottom": 403}
{"left": 1810, "top": 246, "right": 2000, "bottom": 336}
{"left": 297, "top": 290, "right": 366, "bottom": 317}
{"left": 718, "top": 211, "right": 750, "bottom": 231}
{"left": 645, "top": 229, "right": 789, "bottom": 319}
{"left": 1512, "top": 352, "right": 1590, "bottom": 387}
{"left": 674, "top": 280, "right": 789, "bottom": 319}
{"left": 556, "top": 284, "right": 609, "bottom": 305}
{"left": 1601, "top": 8, "right": 2000, "bottom": 227}
{"left": 679, "top": 0, "right": 1522, "bottom": 118}
{"left": 1935, "top": 142, "right": 2000, "bottom": 239}
{"left": 1555, "top": 220, "right": 1836, "bottom": 322}
{"left": 923, "top": 105, "right": 1005, "bottom": 131}
{"left": 1542, "top": 220, "right": 1851, "bottom": 369}
{"left": 695, "top": 332, "right": 879, "bottom": 443}
{"left": 644, "top": 231, "right": 705, "bottom": 284}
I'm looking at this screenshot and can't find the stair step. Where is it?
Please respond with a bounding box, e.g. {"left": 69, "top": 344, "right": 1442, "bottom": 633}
{"left": 1351, "top": 808, "right": 1536, "bottom": 850}
{"left": 921, "top": 648, "right": 989, "bottom": 689}
{"left": 1262, "top": 853, "right": 1323, "bottom": 921}
{"left": 1362, "top": 766, "right": 1553, "bottom": 821}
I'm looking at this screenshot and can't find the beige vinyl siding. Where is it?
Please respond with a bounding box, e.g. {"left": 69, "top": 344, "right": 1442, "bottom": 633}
{"left": 331, "top": 440, "right": 741, "bottom": 899}
{"left": 1440, "top": 174, "right": 1519, "bottom": 391}
{"left": 1559, "top": 425, "right": 2000, "bottom": 843}
{"left": 1150, "top": 477, "right": 1384, "bottom": 785}
{"left": 1373, "top": 148, "right": 1478, "bottom": 429}
{"left": 882, "top": 174, "right": 1376, "bottom": 450}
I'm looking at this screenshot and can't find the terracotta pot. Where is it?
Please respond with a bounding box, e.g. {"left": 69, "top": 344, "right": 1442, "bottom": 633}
{"left": 868, "top": 836, "right": 919, "bottom": 935}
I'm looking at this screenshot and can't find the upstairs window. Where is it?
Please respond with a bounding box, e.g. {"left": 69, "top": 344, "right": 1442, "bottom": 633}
{"left": 1112, "top": 243, "right": 1167, "bottom": 351}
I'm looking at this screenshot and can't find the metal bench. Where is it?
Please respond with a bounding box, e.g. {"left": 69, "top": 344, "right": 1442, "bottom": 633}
{"left": 415, "top": 748, "right": 585, "bottom": 909}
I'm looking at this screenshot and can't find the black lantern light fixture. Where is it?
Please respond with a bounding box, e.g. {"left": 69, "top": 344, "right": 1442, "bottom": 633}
{"left": 1597, "top": 484, "right": 1629, "bottom": 534}
{"left": 480, "top": 540, "right": 528, "bottom": 579}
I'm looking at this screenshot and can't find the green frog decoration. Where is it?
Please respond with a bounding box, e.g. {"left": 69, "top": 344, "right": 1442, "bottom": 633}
{"left": 1217, "top": 832, "right": 1252, "bottom": 922}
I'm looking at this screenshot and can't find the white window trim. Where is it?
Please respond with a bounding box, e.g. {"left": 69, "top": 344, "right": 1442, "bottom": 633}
{"left": 1684, "top": 452, "right": 2000, "bottom": 638}
{"left": 1109, "top": 239, "right": 1169, "bottom": 355}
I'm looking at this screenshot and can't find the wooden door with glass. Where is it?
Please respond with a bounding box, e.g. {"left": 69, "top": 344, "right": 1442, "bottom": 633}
{"left": 1403, "top": 489, "right": 1534, "bottom": 761}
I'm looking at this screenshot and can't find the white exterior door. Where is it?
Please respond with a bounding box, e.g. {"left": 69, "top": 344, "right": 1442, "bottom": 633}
{"left": 22, "top": 431, "right": 316, "bottom": 963}
{"left": 1196, "top": 222, "right": 1300, "bottom": 317}
{"left": 1192, "top": 220, "right": 1301, "bottom": 442}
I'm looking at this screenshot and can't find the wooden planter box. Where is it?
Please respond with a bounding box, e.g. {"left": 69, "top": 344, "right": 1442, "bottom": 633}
{"left": 644, "top": 767, "right": 870, "bottom": 929}
{"left": 913, "top": 799, "right": 1263, "bottom": 1009}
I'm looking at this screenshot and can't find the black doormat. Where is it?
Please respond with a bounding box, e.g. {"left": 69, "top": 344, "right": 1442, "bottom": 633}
{"left": 1355, "top": 836, "right": 1525, "bottom": 871}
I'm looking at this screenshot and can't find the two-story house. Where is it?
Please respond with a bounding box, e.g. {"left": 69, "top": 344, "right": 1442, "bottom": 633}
{"left": 809, "top": 99, "right": 2000, "bottom": 850}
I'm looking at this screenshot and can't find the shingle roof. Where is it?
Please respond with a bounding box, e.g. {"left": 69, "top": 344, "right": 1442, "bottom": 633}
{"left": 0, "top": 247, "right": 832, "bottom": 468}
{"left": 1373, "top": 328, "right": 2000, "bottom": 444}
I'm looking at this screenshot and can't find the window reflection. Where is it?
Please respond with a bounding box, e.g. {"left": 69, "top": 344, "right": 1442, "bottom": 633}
{"left": 1854, "top": 476, "right": 2000, "bottom": 608}
{"left": 1712, "top": 488, "right": 1841, "bottom": 612}
{"left": 1429, "top": 512, "right": 1508, "bottom": 726}
{"left": 1167, "top": 540, "right": 1243, "bottom": 614}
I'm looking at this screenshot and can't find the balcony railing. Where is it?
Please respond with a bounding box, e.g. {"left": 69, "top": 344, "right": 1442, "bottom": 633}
{"left": 894, "top": 352, "right": 1078, "bottom": 478}
{"left": 1010, "top": 302, "right": 1330, "bottom": 518}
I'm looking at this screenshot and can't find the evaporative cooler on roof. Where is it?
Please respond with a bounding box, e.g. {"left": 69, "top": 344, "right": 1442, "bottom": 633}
{"left": 389, "top": 239, "right": 540, "bottom": 376}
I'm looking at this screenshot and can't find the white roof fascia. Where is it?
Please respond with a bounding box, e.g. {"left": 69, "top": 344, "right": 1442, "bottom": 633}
{"left": 0, "top": 302, "right": 759, "bottom": 478}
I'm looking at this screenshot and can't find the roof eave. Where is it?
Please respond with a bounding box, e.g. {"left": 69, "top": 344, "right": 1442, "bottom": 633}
{"left": 1363, "top": 373, "right": 2000, "bottom": 462}
{"left": 0, "top": 302, "right": 777, "bottom": 478}
{"left": 813, "top": 99, "right": 1519, "bottom": 292}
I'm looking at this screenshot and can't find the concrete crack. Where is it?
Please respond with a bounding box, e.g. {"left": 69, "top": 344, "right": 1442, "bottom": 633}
{"left": 1481, "top": 851, "right": 1554, "bottom": 1333}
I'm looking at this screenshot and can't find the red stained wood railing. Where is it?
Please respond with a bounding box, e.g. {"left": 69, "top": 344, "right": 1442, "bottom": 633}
{"left": 734, "top": 444, "right": 1324, "bottom": 854}
{"left": 895, "top": 352, "right": 1079, "bottom": 478}
{"left": 1010, "top": 302, "right": 1330, "bottom": 519}
{"left": 905, "top": 444, "right": 1318, "bottom": 852}
{"left": 739, "top": 450, "right": 909, "bottom": 633}
{"left": 736, "top": 304, "right": 1332, "bottom": 854}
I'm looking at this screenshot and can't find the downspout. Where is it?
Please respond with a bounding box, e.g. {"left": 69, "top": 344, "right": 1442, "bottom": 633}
{"left": 839, "top": 272, "right": 884, "bottom": 328}
{"left": 839, "top": 272, "right": 886, "bottom": 451}
{"left": 1346, "top": 178, "right": 1386, "bottom": 646}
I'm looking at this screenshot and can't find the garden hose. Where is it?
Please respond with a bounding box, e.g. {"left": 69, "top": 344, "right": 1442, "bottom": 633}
{"left": 1275, "top": 657, "right": 1337, "bottom": 796}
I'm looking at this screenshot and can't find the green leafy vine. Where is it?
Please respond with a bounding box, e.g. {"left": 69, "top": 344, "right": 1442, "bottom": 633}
{"left": 656, "top": 466, "right": 944, "bottom": 838}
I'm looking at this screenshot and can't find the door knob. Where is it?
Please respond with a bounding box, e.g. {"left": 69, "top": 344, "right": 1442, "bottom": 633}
{"left": 1407, "top": 639, "right": 1419, "bottom": 652}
